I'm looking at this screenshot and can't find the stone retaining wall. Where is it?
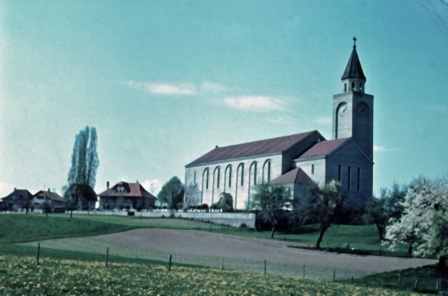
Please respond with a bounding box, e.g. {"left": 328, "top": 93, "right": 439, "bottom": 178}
{"left": 71, "top": 210, "right": 256, "bottom": 229}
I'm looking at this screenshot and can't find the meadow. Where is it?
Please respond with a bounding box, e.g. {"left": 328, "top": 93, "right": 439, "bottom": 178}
{"left": 0, "top": 255, "right": 421, "bottom": 295}
{"left": 0, "top": 213, "right": 438, "bottom": 295}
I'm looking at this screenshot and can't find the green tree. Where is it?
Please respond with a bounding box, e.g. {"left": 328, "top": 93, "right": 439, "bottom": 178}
{"left": 63, "top": 126, "right": 99, "bottom": 207}
{"left": 303, "top": 180, "right": 345, "bottom": 249}
{"left": 212, "top": 192, "right": 233, "bottom": 212}
{"left": 42, "top": 199, "right": 52, "bottom": 217}
{"left": 63, "top": 184, "right": 97, "bottom": 212}
{"left": 363, "top": 197, "right": 388, "bottom": 241}
{"left": 22, "top": 196, "right": 32, "bottom": 215}
{"left": 252, "top": 183, "right": 291, "bottom": 239}
{"left": 158, "top": 176, "right": 184, "bottom": 210}
{"left": 363, "top": 183, "right": 407, "bottom": 241}
{"left": 65, "top": 196, "right": 77, "bottom": 218}
{"left": 183, "top": 184, "right": 201, "bottom": 210}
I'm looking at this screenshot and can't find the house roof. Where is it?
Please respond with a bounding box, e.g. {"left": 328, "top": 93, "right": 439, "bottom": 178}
{"left": 98, "top": 181, "right": 157, "bottom": 200}
{"left": 296, "top": 138, "right": 350, "bottom": 160}
{"left": 186, "top": 131, "right": 321, "bottom": 167}
{"left": 2, "top": 189, "right": 33, "bottom": 201}
{"left": 34, "top": 190, "right": 64, "bottom": 202}
{"left": 269, "top": 168, "right": 313, "bottom": 185}
{"left": 341, "top": 46, "right": 366, "bottom": 81}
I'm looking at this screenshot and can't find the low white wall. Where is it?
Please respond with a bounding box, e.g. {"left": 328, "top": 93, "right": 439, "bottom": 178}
{"left": 70, "top": 210, "right": 256, "bottom": 229}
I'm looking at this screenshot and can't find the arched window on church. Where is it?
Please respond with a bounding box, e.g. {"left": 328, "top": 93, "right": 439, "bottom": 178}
{"left": 262, "top": 159, "right": 271, "bottom": 183}
{"left": 225, "top": 165, "right": 232, "bottom": 188}
{"left": 203, "top": 168, "right": 209, "bottom": 190}
{"left": 351, "top": 82, "right": 355, "bottom": 90}
{"left": 249, "top": 161, "right": 258, "bottom": 185}
{"left": 237, "top": 163, "right": 244, "bottom": 186}
{"left": 214, "top": 167, "right": 221, "bottom": 189}
{"left": 344, "top": 83, "right": 347, "bottom": 92}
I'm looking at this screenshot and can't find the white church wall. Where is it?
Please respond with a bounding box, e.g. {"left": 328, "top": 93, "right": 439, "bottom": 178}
{"left": 295, "top": 158, "right": 327, "bottom": 185}
{"left": 184, "top": 154, "right": 284, "bottom": 210}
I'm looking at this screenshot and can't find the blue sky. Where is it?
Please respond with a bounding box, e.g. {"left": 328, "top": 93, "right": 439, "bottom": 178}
{"left": 1, "top": 0, "right": 448, "bottom": 197}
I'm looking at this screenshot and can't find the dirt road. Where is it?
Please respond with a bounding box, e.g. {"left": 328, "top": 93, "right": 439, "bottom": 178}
{"left": 93, "top": 228, "right": 435, "bottom": 275}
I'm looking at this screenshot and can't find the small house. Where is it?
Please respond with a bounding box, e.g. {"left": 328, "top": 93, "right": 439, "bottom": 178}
{"left": 32, "top": 189, "right": 65, "bottom": 213}
{"left": 1, "top": 188, "right": 33, "bottom": 212}
{"left": 98, "top": 181, "right": 157, "bottom": 211}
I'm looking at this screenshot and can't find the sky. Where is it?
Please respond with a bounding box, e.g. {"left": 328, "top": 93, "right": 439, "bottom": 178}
{"left": 1, "top": 0, "right": 448, "bottom": 198}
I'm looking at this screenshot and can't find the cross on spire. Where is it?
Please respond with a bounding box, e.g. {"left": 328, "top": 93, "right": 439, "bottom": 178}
{"left": 353, "top": 36, "right": 357, "bottom": 48}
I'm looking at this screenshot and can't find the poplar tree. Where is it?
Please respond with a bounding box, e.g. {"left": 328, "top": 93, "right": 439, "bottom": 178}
{"left": 64, "top": 126, "right": 99, "bottom": 210}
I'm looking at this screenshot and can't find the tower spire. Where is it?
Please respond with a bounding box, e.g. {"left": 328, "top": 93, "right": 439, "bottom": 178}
{"left": 341, "top": 37, "right": 365, "bottom": 81}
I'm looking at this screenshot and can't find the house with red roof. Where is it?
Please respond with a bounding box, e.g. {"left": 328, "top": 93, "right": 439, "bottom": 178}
{"left": 184, "top": 41, "right": 374, "bottom": 209}
{"left": 98, "top": 181, "right": 157, "bottom": 211}
{"left": 32, "top": 189, "right": 66, "bottom": 213}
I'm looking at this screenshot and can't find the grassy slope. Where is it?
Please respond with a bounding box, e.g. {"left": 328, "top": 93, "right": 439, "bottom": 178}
{"left": 0, "top": 255, "right": 420, "bottom": 296}
{"left": 0, "top": 214, "right": 138, "bottom": 243}
{"left": 0, "top": 213, "right": 437, "bottom": 294}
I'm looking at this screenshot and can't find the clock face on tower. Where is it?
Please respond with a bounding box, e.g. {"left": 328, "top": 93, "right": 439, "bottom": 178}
{"left": 337, "top": 102, "right": 348, "bottom": 118}
{"left": 356, "top": 102, "right": 369, "bottom": 118}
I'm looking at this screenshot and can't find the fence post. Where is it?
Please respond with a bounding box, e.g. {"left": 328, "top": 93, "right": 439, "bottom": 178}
{"left": 333, "top": 270, "right": 336, "bottom": 282}
{"left": 221, "top": 256, "right": 224, "bottom": 271}
{"left": 303, "top": 265, "right": 306, "bottom": 279}
{"left": 264, "top": 260, "right": 267, "bottom": 276}
{"left": 414, "top": 278, "right": 418, "bottom": 290}
{"left": 36, "top": 242, "right": 40, "bottom": 265}
{"left": 105, "top": 247, "right": 109, "bottom": 267}
{"left": 168, "top": 254, "right": 172, "bottom": 271}
{"left": 398, "top": 271, "right": 401, "bottom": 283}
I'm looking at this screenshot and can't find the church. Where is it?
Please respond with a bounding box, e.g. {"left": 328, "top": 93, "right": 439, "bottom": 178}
{"left": 184, "top": 40, "right": 374, "bottom": 210}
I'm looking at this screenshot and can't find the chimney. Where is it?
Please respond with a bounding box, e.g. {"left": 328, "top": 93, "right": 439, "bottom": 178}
{"left": 107, "top": 181, "right": 110, "bottom": 190}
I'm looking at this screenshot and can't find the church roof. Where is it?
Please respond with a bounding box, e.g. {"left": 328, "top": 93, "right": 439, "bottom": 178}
{"left": 269, "top": 168, "right": 313, "bottom": 185}
{"left": 341, "top": 46, "right": 366, "bottom": 81}
{"left": 297, "top": 138, "right": 350, "bottom": 160}
{"left": 186, "top": 131, "right": 321, "bottom": 167}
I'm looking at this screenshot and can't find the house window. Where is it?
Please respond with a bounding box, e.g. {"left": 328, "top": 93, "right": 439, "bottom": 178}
{"left": 338, "top": 165, "right": 341, "bottom": 181}
{"left": 214, "top": 167, "right": 221, "bottom": 189}
{"left": 357, "top": 167, "right": 361, "bottom": 191}
{"left": 262, "top": 159, "right": 271, "bottom": 183}
{"left": 238, "top": 163, "right": 244, "bottom": 186}
{"left": 203, "top": 168, "right": 209, "bottom": 190}
{"left": 225, "top": 165, "right": 232, "bottom": 188}
{"left": 250, "top": 161, "right": 257, "bottom": 185}
{"left": 347, "top": 166, "right": 351, "bottom": 190}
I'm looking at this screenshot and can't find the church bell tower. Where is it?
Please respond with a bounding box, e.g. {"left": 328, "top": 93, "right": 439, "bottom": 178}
{"left": 332, "top": 37, "right": 374, "bottom": 160}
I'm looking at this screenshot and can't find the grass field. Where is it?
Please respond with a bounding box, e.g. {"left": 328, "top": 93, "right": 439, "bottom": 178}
{"left": 0, "top": 213, "right": 438, "bottom": 295}
{"left": 0, "top": 255, "right": 421, "bottom": 296}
